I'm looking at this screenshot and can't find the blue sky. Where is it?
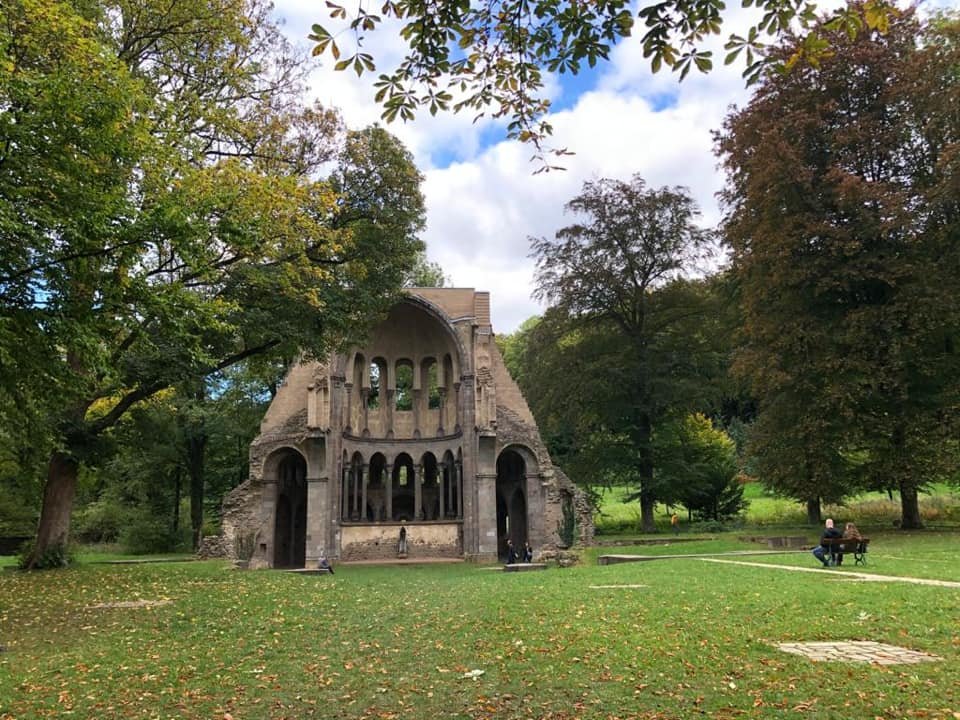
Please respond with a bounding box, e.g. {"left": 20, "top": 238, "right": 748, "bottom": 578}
{"left": 272, "top": 0, "right": 759, "bottom": 332}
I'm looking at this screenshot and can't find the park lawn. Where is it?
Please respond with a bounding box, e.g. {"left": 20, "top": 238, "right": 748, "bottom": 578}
{"left": 1, "top": 545, "right": 958, "bottom": 720}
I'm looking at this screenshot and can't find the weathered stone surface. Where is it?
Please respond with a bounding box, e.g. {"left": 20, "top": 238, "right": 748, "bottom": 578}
{"left": 208, "top": 289, "right": 594, "bottom": 568}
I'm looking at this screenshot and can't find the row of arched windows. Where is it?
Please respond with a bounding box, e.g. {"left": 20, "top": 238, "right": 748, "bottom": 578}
{"left": 341, "top": 449, "right": 463, "bottom": 523}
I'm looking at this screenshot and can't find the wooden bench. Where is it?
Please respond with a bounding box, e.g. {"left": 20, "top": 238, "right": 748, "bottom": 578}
{"left": 821, "top": 537, "right": 870, "bottom": 567}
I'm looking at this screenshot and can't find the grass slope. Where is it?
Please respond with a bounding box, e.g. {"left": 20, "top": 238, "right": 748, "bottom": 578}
{"left": 1, "top": 538, "right": 958, "bottom": 719}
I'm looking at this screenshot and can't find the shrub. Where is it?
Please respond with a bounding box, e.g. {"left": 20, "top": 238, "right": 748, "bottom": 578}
{"left": 119, "top": 515, "right": 188, "bottom": 555}
{"left": 17, "top": 539, "right": 74, "bottom": 569}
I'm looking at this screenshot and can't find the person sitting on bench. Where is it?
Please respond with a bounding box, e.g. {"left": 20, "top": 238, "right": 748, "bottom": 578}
{"left": 836, "top": 522, "right": 862, "bottom": 567}
{"left": 812, "top": 518, "right": 842, "bottom": 568}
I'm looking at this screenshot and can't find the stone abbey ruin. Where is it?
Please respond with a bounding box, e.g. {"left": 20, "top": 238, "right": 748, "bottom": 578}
{"left": 210, "top": 288, "right": 592, "bottom": 567}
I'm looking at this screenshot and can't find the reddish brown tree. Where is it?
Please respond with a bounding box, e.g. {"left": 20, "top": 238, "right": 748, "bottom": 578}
{"left": 718, "top": 5, "right": 960, "bottom": 528}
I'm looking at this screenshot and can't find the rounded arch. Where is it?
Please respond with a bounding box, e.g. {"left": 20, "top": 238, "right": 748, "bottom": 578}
{"left": 420, "top": 452, "right": 439, "bottom": 520}
{"left": 270, "top": 449, "right": 307, "bottom": 568}
{"left": 391, "top": 452, "right": 416, "bottom": 521}
{"left": 496, "top": 448, "right": 530, "bottom": 561}
{"left": 367, "top": 452, "right": 388, "bottom": 521}
{"left": 332, "top": 295, "right": 468, "bottom": 381}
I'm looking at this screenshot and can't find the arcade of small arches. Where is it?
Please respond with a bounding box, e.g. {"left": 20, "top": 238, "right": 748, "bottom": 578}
{"left": 340, "top": 448, "right": 463, "bottom": 523}
{"left": 345, "top": 351, "right": 461, "bottom": 440}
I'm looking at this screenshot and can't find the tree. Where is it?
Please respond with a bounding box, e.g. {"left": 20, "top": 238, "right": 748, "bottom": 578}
{"left": 530, "top": 176, "right": 720, "bottom": 530}
{"left": 0, "top": 0, "right": 425, "bottom": 567}
{"left": 308, "top": 0, "right": 897, "bottom": 164}
{"left": 404, "top": 251, "right": 447, "bottom": 288}
{"left": 653, "top": 413, "right": 744, "bottom": 522}
{"left": 718, "top": 5, "right": 960, "bottom": 528}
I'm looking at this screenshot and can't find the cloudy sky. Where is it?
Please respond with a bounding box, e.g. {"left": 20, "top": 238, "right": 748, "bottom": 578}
{"left": 271, "top": 1, "right": 761, "bottom": 332}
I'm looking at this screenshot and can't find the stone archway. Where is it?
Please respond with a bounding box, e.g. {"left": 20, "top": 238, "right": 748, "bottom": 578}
{"left": 496, "top": 449, "right": 528, "bottom": 560}
{"left": 273, "top": 452, "right": 307, "bottom": 568}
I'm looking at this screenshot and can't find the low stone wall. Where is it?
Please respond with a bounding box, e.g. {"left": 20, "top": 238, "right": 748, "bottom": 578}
{"left": 341, "top": 522, "right": 462, "bottom": 561}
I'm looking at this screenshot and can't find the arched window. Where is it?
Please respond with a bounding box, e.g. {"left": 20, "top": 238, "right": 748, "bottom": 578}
{"left": 424, "top": 359, "right": 441, "bottom": 409}
{"left": 395, "top": 360, "right": 413, "bottom": 411}
{"left": 368, "top": 360, "right": 384, "bottom": 409}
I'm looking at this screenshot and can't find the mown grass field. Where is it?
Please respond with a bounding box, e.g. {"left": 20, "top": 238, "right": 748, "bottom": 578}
{"left": 2, "top": 535, "right": 958, "bottom": 720}
{"left": 593, "top": 482, "right": 960, "bottom": 536}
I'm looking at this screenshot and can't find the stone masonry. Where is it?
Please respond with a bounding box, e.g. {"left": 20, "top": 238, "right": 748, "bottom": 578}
{"left": 205, "top": 289, "right": 594, "bottom": 567}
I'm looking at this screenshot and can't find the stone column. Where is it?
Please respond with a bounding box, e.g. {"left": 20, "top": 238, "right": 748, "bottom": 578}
{"left": 262, "top": 480, "right": 278, "bottom": 567}
{"left": 476, "top": 472, "right": 497, "bottom": 556}
{"left": 453, "top": 382, "right": 461, "bottom": 432}
{"left": 351, "top": 465, "right": 360, "bottom": 521}
{"left": 414, "top": 463, "right": 423, "bottom": 520}
{"left": 361, "top": 463, "right": 369, "bottom": 522}
{"left": 456, "top": 460, "right": 464, "bottom": 520}
{"left": 341, "top": 466, "right": 349, "bottom": 521}
{"left": 524, "top": 472, "right": 543, "bottom": 548}
{"left": 344, "top": 384, "right": 353, "bottom": 434}
{"left": 412, "top": 388, "right": 422, "bottom": 439}
{"left": 438, "top": 461, "right": 446, "bottom": 520}
{"left": 305, "top": 475, "right": 328, "bottom": 567}
{"left": 360, "top": 389, "right": 370, "bottom": 435}
{"left": 385, "top": 463, "right": 393, "bottom": 520}
{"left": 386, "top": 389, "right": 396, "bottom": 439}
{"left": 437, "top": 388, "right": 447, "bottom": 435}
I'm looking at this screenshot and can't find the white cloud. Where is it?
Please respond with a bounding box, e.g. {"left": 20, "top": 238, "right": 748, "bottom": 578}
{"left": 272, "top": 0, "right": 757, "bottom": 332}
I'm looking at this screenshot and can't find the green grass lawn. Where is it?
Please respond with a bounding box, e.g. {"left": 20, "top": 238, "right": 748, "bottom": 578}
{"left": 593, "top": 483, "right": 960, "bottom": 536}
{"left": 2, "top": 538, "right": 959, "bottom": 719}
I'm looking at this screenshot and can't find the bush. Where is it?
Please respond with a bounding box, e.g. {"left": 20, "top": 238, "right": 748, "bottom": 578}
{"left": 73, "top": 498, "right": 127, "bottom": 543}
{"left": 17, "top": 539, "right": 74, "bottom": 569}
{"left": 118, "top": 515, "right": 189, "bottom": 555}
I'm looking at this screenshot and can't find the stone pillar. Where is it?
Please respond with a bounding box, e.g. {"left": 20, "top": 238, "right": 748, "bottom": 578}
{"left": 453, "top": 382, "right": 461, "bottom": 432}
{"left": 412, "top": 388, "right": 422, "bottom": 439}
{"left": 361, "top": 463, "right": 369, "bottom": 522}
{"left": 360, "top": 388, "right": 370, "bottom": 436}
{"left": 438, "top": 461, "right": 445, "bottom": 520}
{"left": 385, "top": 463, "right": 393, "bottom": 520}
{"left": 344, "top": 384, "right": 353, "bottom": 434}
{"left": 525, "top": 472, "right": 543, "bottom": 548}
{"left": 305, "top": 475, "right": 328, "bottom": 567}
{"left": 437, "top": 388, "right": 447, "bottom": 435}
{"left": 262, "top": 480, "right": 278, "bottom": 567}
{"left": 414, "top": 463, "right": 423, "bottom": 520}
{"left": 307, "top": 384, "right": 317, "bottom": 427}
{"left": 351, "top": 465, "right": 360, "bottom": 521}
{"left": 476, "top": 472, "right": 497, "bottom": 556}
{"left": 457, "top": 460, "right": 464, "bottom": 520}
{"left": 386, "top": 389, "right": 396, "bottom": 439}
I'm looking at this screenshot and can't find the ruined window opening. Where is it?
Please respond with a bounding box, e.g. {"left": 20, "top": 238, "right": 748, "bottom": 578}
{"left": 395, "top": 360, "right": 413, "bottom": 411}
{"left": 368, "top": 362, "right": 381, "bottom": 408}
{"left": 426, "top": 361, "right": 441, "bottom": 409}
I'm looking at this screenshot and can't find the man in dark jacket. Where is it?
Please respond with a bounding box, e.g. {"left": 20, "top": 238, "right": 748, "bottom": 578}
{"left": 812, "top": 518, "right": 842, "bottom": 567}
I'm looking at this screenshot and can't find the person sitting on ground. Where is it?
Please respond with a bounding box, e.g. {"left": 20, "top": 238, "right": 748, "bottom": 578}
{"left": 506, "top": 539, "right": 518, "bottom": 564}
{"left": 812, "top": 518, "right": 843, "bottom": 568}
{"left": 318, "top": 552, "right": 334, "bottom": 574}
{"left": 522, "top": 541, "right": 533, "bottom": 563}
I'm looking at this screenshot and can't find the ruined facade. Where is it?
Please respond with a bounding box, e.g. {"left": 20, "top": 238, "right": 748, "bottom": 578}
{"left": 214, "top": 288, "right": 592, "bottom": 567}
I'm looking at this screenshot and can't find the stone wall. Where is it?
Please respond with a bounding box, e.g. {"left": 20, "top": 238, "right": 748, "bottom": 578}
{"left": 340, "top": 522, "right": 462, "bottom": 560}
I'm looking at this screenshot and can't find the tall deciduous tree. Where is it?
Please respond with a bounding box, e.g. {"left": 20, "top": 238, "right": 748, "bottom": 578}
{"left": 308, "top": 0, "right": 898, "bottom": 163}
{"left": 531, "top": 176, "right": 718, "bottom": 530}
{"left": 718, "top": 5, "right": 960, "bottom": 528}
{"left": 0, "top": 0, "right": 425, "bottom": 567}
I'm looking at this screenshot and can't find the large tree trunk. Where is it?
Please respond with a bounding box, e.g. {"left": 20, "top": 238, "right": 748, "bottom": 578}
{"left": 636, "top": 414, "right": 657, "bottom": 532}
{"left": 187, "top": 432, "right": 207, "bottom": 551}
{"left": 806, "top": 497, "right": 821, "bottom": 525}
{"left": 27, "top": 451, "right": 79, "bottom": 568}
{"left": 899, "top": 481, "right": 923, "bottom": 529}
